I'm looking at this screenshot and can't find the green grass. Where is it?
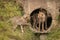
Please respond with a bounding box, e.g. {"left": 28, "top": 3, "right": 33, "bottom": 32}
{"left": 0, "top": 0, "right": 60, "bottom": 40}
{"left": 47, "top": 26, "right": 60, "bottom": 40}
{"left": 0, "top": 0, "right": 35, "bottom": 40}
{"left": 0, "top": 21, "right": 36, "bottom": 40}
{"left": 57, "top": 15, "right": 60, "bottom": 24}
{"left": 0, "top": 0, "right": 23, "bottom": 21}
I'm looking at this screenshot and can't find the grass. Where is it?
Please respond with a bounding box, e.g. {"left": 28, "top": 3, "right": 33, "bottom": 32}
{"left": 0, "top": 21, "right": 37, "bottom": 40}
{"left": 0, "top": 0, "right": 35, "bottom": 40}
{"left": 47, "top": 26, "right": 60, "bottom": 40}
{"left": 0, "top": 0, "right": 60, "bottom": 40}
{"left": 57, "top": 15, "right": 60, "bottom": 24}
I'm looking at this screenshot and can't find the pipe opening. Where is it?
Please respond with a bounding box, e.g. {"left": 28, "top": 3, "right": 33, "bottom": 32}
{"left": 30, "top": 8, "right": 52, "bottom": 32}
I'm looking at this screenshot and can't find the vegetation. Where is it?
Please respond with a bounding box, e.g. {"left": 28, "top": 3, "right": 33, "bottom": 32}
{"left": 0, "top": 0, "right": 60, "bottom": 40}
{"left": 57, "top": 14, "right": 60, "bottom": 24}
{"left": 0, "top": 0, "right": 35, "bottom": 40}
{"left": 0, "top": 0, "right": 24, "bottom": 21}
{"left": 47, "top": 26, "right": 60, "bottom": 40}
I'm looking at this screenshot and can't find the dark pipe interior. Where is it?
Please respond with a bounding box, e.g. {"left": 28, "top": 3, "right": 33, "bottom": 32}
{"left": 30, "top": 8, "right": 52, "bottom": 31}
